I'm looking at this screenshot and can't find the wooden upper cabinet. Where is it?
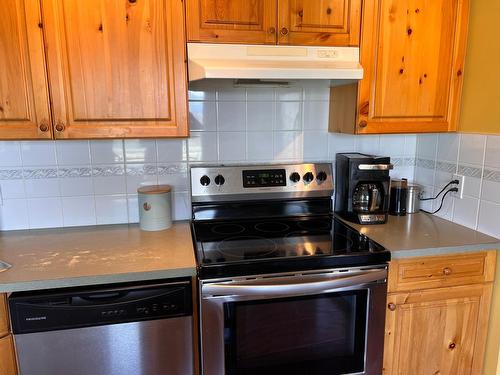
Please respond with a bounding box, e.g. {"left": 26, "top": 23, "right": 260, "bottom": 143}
{"left": 42, "top": 0, "right": 188, "bottom": 139}
{"left": 0, "top": 0, "right": 52, "bottom": 140}
{"left": 277, "top": 0, "right": 361, "bottom": 46}
{"left": 356, "top": 0, "right": 469, "bottom": 134}
{"left": 186, "top": 0, "right": 278, "bottom": 44}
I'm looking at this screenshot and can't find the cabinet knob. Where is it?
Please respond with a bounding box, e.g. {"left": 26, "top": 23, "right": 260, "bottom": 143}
{"left": 268, "top": 27, "right": 276, "bottom": 35}
{"left": 443, "top": 267, "right": 452, "bottom": 276}
{"left": 449, "top": 342, "right": 456, "bottom": 350}
{"left": 358, "top": 120, "right": 368, "bottom": 128}
{"left": 280, "top": 27, "right": 289, "bottom": 36}
{"left": 55, "top": 121, "right": 65, "bottom": 132}
{"left": 39, "top": 121, "right": 49, "bottom": 133}
{"left": 388, "top": 302, "right": 396, "bottom": 311}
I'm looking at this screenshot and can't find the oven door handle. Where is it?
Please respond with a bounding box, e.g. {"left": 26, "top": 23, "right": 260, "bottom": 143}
{"left": 202, "top": 269, "right": 387, "bottom": 297}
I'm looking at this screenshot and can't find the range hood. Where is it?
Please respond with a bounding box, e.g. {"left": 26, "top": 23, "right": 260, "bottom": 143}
{"left": 187, "top": 43, "right": 363, "bottom": 82}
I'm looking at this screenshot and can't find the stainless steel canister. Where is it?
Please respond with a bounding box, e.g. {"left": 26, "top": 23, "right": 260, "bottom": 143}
{"left": 138, "top": 185, "right": 172, "bottom": 231}
{"left": 406, "top": 183, "right": 422, "bottom": 214}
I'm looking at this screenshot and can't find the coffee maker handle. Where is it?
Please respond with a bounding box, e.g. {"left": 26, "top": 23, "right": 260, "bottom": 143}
{"left": 369, "top": 186, "right": 380, "bottom": 212}
{"left": 358, "top": 164, "right": 394, "bottom": 171}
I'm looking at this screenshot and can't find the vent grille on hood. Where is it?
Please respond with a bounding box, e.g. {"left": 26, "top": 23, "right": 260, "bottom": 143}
{"left": 187, "top": 43, "right": 363, "bottom": 82}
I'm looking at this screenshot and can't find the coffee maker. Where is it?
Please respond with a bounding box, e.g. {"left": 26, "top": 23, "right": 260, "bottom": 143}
{"left": 335, "top": 153, "right": 393, "bottom": 224}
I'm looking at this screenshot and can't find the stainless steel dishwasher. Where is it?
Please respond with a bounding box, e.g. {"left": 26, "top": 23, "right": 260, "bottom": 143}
{"left": 9, "top": 279, "right": 194, "bottom": 375}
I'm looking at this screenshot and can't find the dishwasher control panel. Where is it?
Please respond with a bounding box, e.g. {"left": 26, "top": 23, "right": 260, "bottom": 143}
{"left": 9, "top": 279, "right": 192, "bottom": 334}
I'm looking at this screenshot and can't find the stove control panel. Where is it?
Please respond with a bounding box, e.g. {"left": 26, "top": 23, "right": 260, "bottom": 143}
{"left": 243, "top": 169, "right": 286, "bottom": 188}
{"left": 190, "top": 163, "right": 333, "bottom": 202}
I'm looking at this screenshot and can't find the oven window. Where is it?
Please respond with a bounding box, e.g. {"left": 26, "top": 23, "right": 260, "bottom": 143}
{"left": 224, "top": 290, "right": 368, "bottom": 375}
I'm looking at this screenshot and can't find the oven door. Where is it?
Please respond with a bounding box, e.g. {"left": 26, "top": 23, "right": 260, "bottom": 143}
{"left": 200, "top": 267, "right": 387, "bottom": 375}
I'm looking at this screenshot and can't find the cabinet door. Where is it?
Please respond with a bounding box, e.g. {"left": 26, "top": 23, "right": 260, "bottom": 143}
{"left": 277, "top": 0, "right": 361, "bottom": 46}
{"left": 42, "top": 0, "right": 188, "bottom": 139}
{"left": 186, "top": 0, "right": 277, "bottom": 44}
{"left": 356, "top": 0, "right": 469, "bottom": 134}
{"left": 0, "top": 0, "right": 52, "bottom": 139}
{"left": 0, "top": 335, "right": 17, "bottom": 375}
{"left": 0, "top": 294, "right": 8, "bottom": 338}
{"left": 384, "top": 284, "right": 492, "bottom": 375}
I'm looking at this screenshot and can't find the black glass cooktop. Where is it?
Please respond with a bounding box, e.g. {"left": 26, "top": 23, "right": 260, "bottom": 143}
{"left": 192, "top": 216, "right": 390, "bottom": 279}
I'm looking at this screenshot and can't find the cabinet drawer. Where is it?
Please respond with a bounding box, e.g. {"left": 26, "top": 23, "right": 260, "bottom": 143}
{"left": 0, "top": 294, "right": 8, "bottom": 337}
{"left": 388, "top": 251, "right": 497, "bottom": 292}
{"left": 0, "top": 335, "right": 17, "bottom": 375}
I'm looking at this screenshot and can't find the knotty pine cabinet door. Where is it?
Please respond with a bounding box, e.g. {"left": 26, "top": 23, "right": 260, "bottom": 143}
{"left": 186, "top": 0, "right": 278, "bottom": 44}
{"left": 0, "top": 0, "right": 52, "bottom": 140}
{"left": 383, "top": 284, "right": 492, "bottom": 375}
{"left": 277, "top": 0, "right": 361, "bottom": 46}
{"left": 42, "top": 0, "right": 189, "bottom": 139}
{"left": 0, "top": 335, "right": 17, "bottom": 375}
{"left": 354, "top": 0, "right": 469, "bottom": 134}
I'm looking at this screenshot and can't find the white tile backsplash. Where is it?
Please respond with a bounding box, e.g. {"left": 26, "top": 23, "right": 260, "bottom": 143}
{"left": 217, "top": 101, "right": 246, "bottom": 131}
{"left": 90, "top": 140, "right": 124, "bottom": 164}
{"left": 56, "top": 141, "right": 91, "bottom": 166}
{"left": 415, "top": 133, "right": 500, "bottom": 239}
{"left": 21, "top": 141, "right": 57, "bottom": 166}
{"left": 0, "top": 82, "right": 418, "bottom": 231}
{"left": 276, "top": 102, "right": 302, "bottom": 130}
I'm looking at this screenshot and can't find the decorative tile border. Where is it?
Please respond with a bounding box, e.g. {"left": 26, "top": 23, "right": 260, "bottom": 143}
{"left": 436, "top": 161, "right": 457, "bottom": 174}
{"left": 0, "top": 163, "right": 188, "bottom": 180}
{"left": 484, "top": 168, "right": 500, "bottom": 183}
{"left": 416, "top": 158, "right": 500, "bottom": 183}
{"left": 416, "top": 158, "right": 436, "bottom": 169}
{"left": 458, "top": 164, "right": 483, "bottom": 179}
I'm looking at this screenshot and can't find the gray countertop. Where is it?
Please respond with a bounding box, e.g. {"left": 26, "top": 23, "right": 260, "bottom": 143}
{"left": 340, "top": 212, "right": 500, "bottom": 258}
{"left": 0, "top": 222, "right": 196, "bottom": 293}
{"left": 1, "top": 213, "right": 498, "bottom": 293}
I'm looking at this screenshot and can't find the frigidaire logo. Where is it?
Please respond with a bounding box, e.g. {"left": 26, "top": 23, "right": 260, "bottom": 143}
{"left": 26, "top": 316, "right": 47, "bottom": 321}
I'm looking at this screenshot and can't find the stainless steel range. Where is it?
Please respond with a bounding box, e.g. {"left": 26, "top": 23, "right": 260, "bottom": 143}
{"left": 190, "top": 163, "right": 390, "bottom": 375}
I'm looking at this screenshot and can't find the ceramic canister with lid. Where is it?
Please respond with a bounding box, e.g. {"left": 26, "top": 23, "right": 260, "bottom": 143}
{"left": 138, "top": 185, "right": 172, "bottom": 231}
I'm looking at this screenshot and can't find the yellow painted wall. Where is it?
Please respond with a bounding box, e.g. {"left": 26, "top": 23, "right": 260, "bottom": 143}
{"left": 459, "top": 0, "right": 500, "bottom": 134}
{"left": 485, "top": 255, "right": 500, "bottom": 375}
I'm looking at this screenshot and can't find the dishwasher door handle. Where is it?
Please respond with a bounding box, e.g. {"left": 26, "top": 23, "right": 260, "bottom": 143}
{"left": 203, "top": 268, "right": 387, "bottom": 298}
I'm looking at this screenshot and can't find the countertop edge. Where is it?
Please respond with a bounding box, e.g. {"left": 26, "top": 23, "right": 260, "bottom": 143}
{"left": 390, "top": 243, "right": 500, "bottom": 259}
{"left": 0, "top": 267, "right": 197, "bottom": 293}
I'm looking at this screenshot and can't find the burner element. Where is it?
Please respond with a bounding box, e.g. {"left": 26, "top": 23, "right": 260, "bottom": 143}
{"left": 218, "top": 236, "right": 277, "bottom": 258}
{"left": 254, "top": 222, "right": 290, "bottom": 233}
{"left": 211, "top": 223, "right": 246, "bottom": 235}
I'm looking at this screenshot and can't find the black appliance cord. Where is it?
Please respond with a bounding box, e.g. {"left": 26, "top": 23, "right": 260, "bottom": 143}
{"left": 420, "top": 180, "right": 459, "bottom": 201}
{"left": 420, "top": 188, "right": 458, "bottom": 215}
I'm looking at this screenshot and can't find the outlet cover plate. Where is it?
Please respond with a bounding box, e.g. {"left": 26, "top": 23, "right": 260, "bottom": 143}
{"left": 452, "top": 174, "right": 465, "bottom": 199}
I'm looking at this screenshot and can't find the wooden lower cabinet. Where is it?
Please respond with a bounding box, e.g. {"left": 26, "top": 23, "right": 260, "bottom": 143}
{"left": 1, "top": 294, "right": 17, "bottom": 375}
{"left": 384, "top": 252, "right": 496, "bottom": 375}
{"left": 0, "top": 335, "right": 17, "bottom": 375}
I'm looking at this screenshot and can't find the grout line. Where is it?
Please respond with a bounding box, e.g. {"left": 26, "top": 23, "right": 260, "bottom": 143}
{"left": 475, "top": 134, "right": 489, "bottom": 230}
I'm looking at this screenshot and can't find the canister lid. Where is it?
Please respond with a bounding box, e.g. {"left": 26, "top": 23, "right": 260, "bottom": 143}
{"left": 407, "top": 183, "right": 422, "bottom": 192}
{"left": 137, "top": 184, "right": 171, "bottom": 194}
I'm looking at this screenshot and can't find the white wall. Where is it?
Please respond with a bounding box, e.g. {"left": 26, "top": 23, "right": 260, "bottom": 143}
{"left": 0, "top": 81, "right": 416, "bottom": 231}
{"left": 414, "top": 133, "right": 500, "bottom": 239}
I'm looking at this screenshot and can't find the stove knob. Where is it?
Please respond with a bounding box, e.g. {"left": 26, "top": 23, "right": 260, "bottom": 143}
{"left": 200, "top": 175, "right": 210, "bottom": 186}
{"left": 317, "top": 171, "right": 327, "bottom": 182}
{"left": 290, "top": 172, "right": 301, "bottom": 183}
{"left": 214, "top": 174, "right": 225, "bottom": 186}
{"left": 303, "top": 172, "right": 314, "bottom": 183}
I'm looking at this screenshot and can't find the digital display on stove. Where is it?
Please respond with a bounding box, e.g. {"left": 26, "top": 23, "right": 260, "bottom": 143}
{"left": 243, "top": 169, "right": 286, "bottom": 188}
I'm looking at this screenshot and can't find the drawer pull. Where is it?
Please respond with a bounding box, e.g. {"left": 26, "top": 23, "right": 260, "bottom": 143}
{"left": 443, "top": 267, "right": 452, "bottom": 276}
{"left": 388, "top": 302, "right": 396, "bottom": 311}
{"left": 280, "top": 27, "right": 289, "bottom": 36}
{"left": 449, "top": 342, "right": 456, "bottom": 350}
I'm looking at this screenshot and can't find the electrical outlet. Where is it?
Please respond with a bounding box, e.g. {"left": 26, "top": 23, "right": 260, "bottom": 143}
{"left": 452, "top": 174, "right": 465, "bottom": 199}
